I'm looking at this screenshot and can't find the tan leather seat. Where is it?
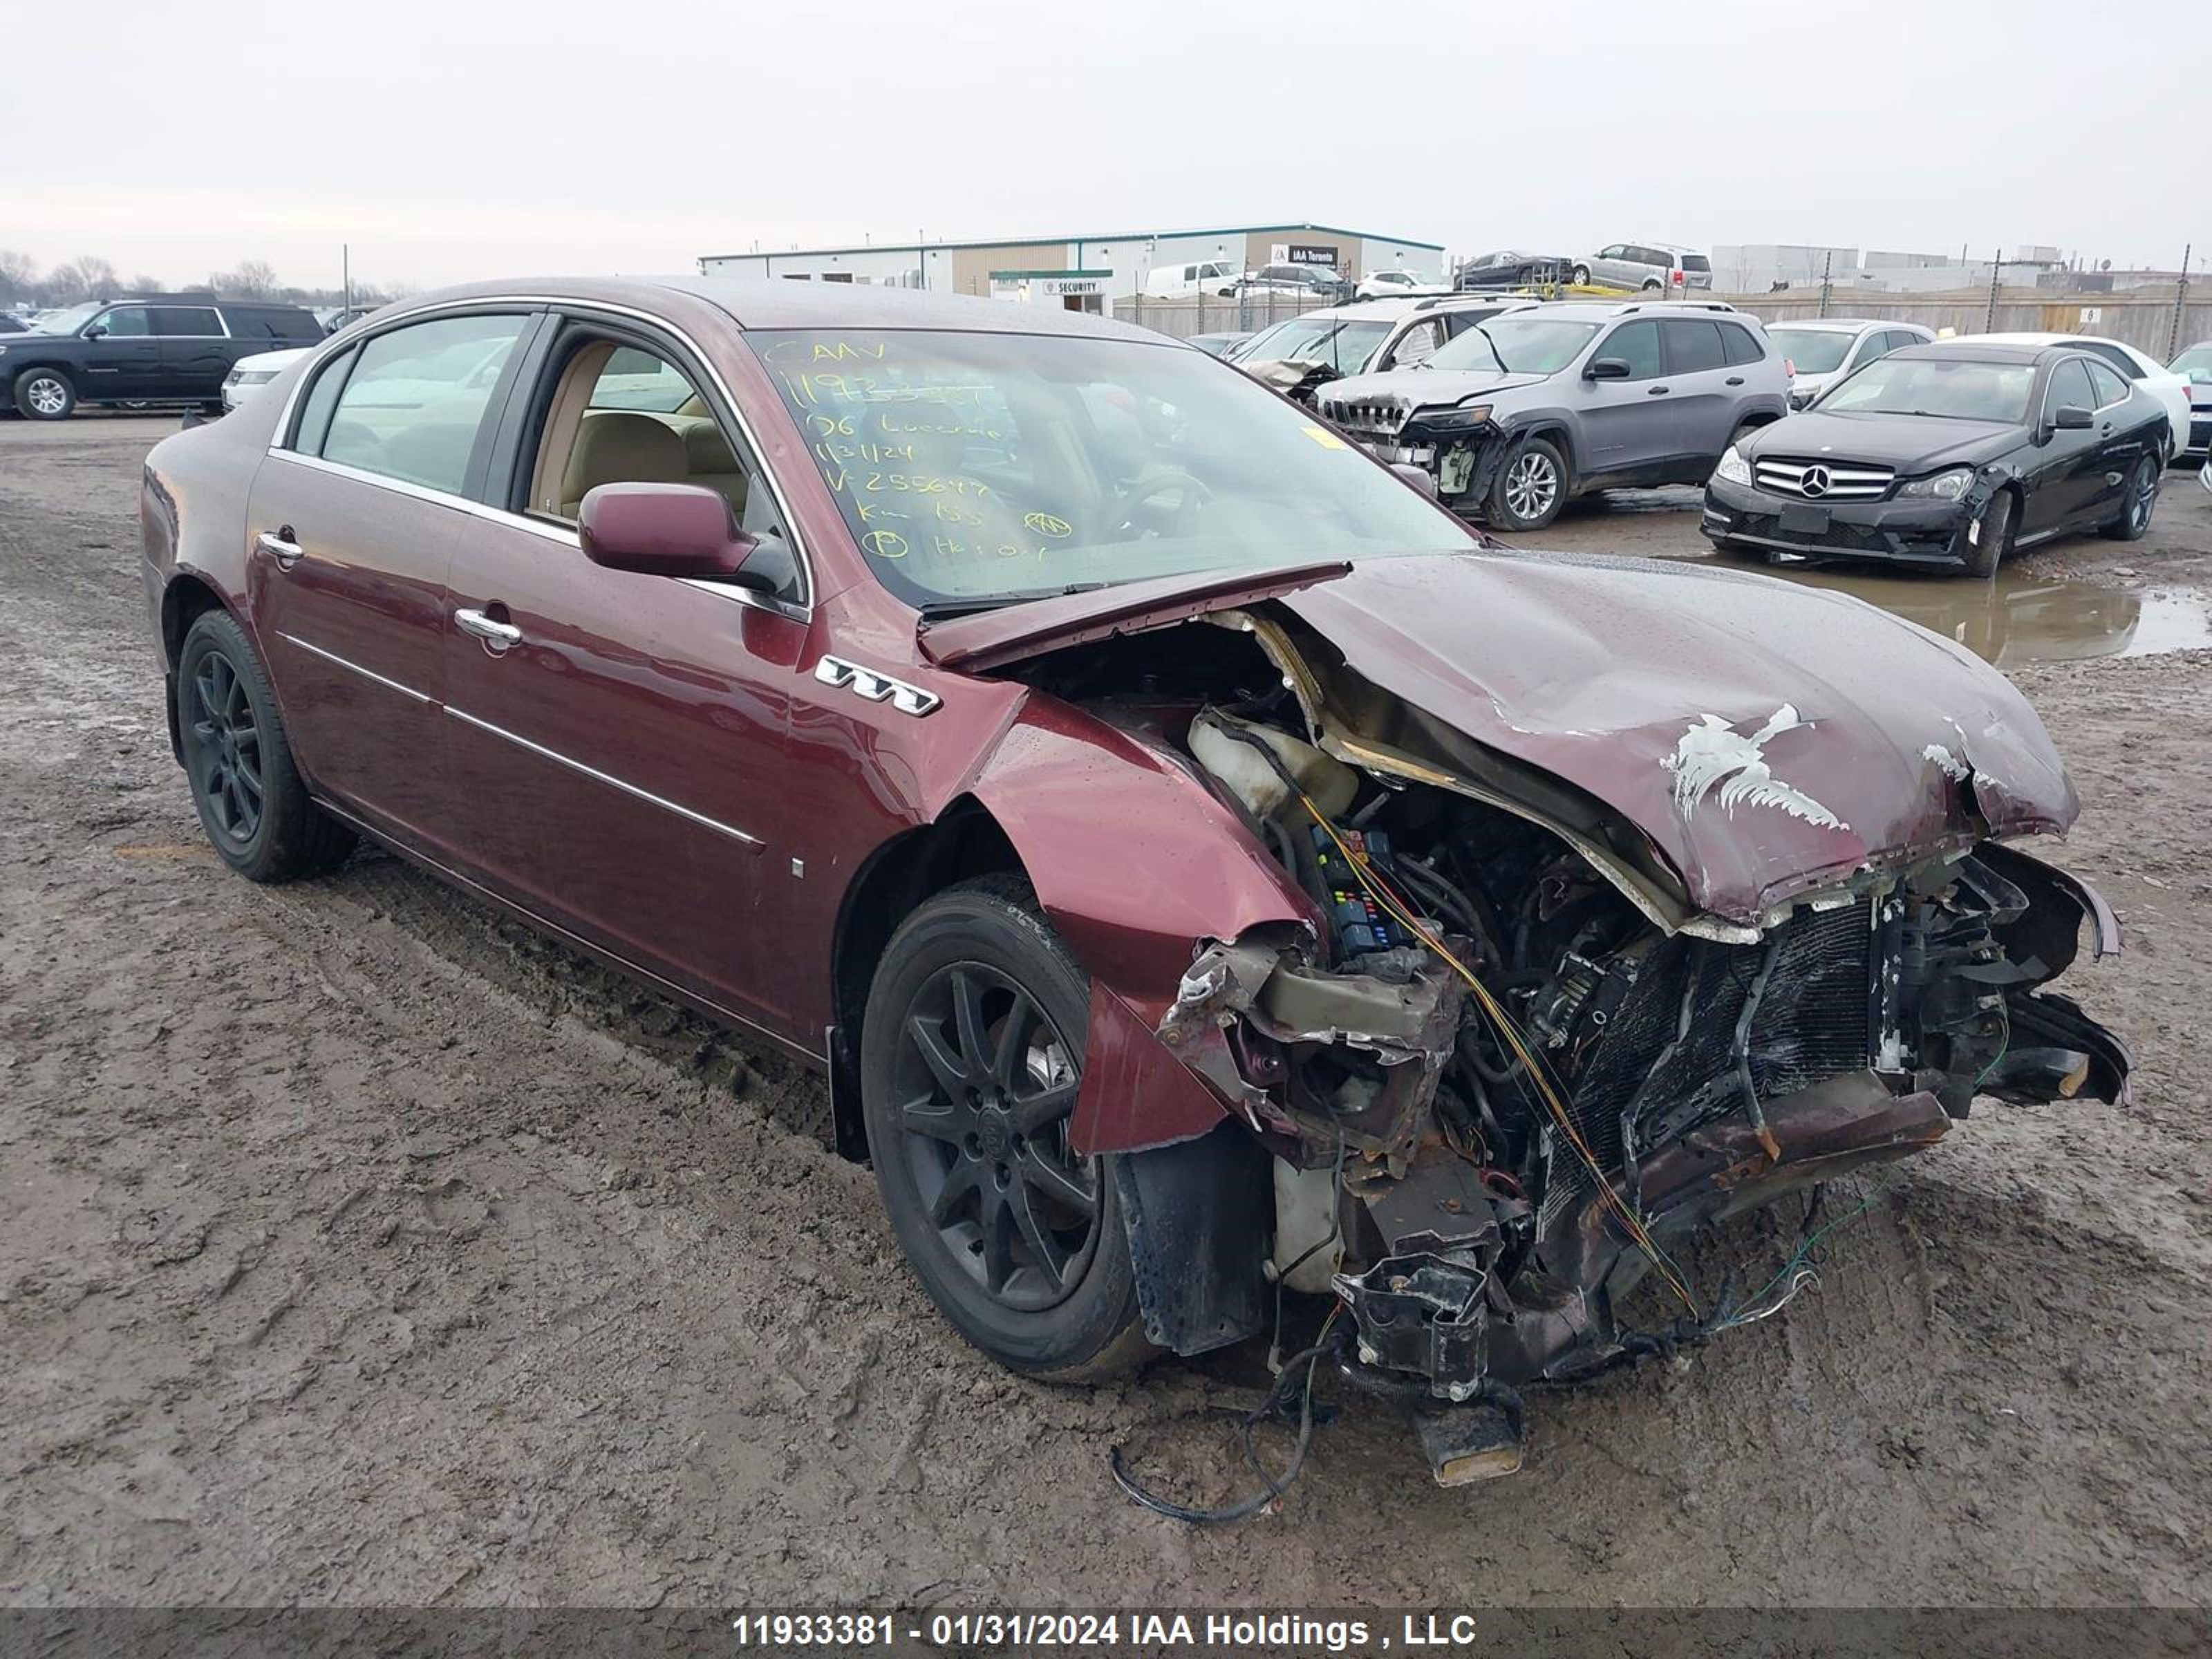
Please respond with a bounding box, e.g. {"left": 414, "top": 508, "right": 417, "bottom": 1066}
{"left": 561, "top": 411, "right": 689, "bottom": 517}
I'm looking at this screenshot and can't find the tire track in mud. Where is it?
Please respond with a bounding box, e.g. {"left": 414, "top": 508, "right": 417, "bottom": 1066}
{"left": 3, "top": 420, "right": 2210, "bottom": 1609}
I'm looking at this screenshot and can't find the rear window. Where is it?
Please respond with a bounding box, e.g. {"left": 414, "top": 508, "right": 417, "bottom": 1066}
{"left": 1682, "top": 254, "right": 1711, "bottom": 273}
{"left": 2171, "top": 344, "right": 2212, "bottom": 384}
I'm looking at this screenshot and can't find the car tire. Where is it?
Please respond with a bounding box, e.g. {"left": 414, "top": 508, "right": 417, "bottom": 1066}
{"left": 1641, "top": 279, "right": 1663, "bottom": 292}
{"left": 1571, "top": 264, "right": 1591, "bottom": 286}
{"left": 1960, "top": 488, "right": 2015, "bottom": 578}
{"left": 861, "top": 874, "right": 1152, "bottom": 1382}
{"left": 13, "top": 366, "right": 75, "bottom": 420}
{"left": 1488, "top": 436, "right": 1568, "bottom": 532}
{"left": 176, "top": 609, "right": 357, "bottom": 882}
{"left": 2101, "top": 456, "right": 2159, "bottom": 541}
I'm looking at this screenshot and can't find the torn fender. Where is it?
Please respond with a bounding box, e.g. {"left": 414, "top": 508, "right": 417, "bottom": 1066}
{"left": 959, "top": 697, "right": 1320, "bottom": 1154}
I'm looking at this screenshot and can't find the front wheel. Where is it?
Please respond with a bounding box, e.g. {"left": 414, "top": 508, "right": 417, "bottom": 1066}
{"left": 1960, "top": 488, "right": 2014, "bottom": 577}
{"left": 861, "top": 877, "right": 1151, "bottom": 1381}
{"left": 2101, "top": 456, "right": 2159, "bottom": 541}
{"left": 177, "top": 610, "right": 357, "bottom": 881}
{"left": 1570, "top": 263, "right": 1591, "bottom": 286}
{"left": 14, "top": 366, "right": 75, "bottom": 420}
{"left": 1488, "top": 436, "right": 1568, "bottom": 532}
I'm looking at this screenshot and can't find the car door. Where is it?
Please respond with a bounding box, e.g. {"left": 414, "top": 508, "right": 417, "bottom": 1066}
{"left": 1656, "top": 317, "right": 1736, "bottom": 469}
{"left": 151, "top": 303, "right": 230, "bottom": 400}
{"left": 2020, "top": 357, "right": 2107, "bottom": 536}
{"left": 1575, "top": 318, "right": 1666, "bottom": 482}
{"left": 1591, "top": 245, "right": 1628, "bottom": 286}
{"left": 79, "top": 304, "right": 162, "bottom": 397}
{"left": 2085, "top": 358, "right": 2154, "bottom": 508}
{"left": 246, "top": 307, "right": 540, "bottom": 853}
{"left": 438, "top": 315, "right": 811, "bottom": 1033}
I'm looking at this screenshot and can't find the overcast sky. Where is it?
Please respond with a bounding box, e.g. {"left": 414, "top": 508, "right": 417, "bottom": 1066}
{"left": 7, "top": 0, "right": 2205, "bottom": 293}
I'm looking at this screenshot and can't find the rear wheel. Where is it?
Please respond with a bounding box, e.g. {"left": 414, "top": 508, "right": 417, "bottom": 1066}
{"left": 14, "top": 367, "right": 75, "bottom": 420}
{"left": 2101, "top": 455, "right": 2159, "bottom": 541}
{"left": 177, "top": 610, "right": 357, "bottom": 881}
{"left": 1488, "top": 436, "right": 1568, "bottom": 532}
{"left": 861, "top": 877, "right": 1151, "bottom": 1381}
{"left": 1960, "top": 488, "right": 2014, "bottom": 578}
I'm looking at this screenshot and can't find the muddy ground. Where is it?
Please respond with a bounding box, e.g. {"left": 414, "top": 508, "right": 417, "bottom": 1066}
{"left": 3, "top": 415, "right": 2209, "bottom": 1610}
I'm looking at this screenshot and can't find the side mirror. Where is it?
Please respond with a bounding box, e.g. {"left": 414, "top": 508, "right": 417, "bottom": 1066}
{"left": 84, "top": 324, "right": 107, "bottom": 340}
{"left": 1390, "top": 463, "right": 1439, "bottom": 500}
{"left": 1586, "top": 357, "right": 1631, "bottom": 380}
{"left": 2051, "top": 404, "right": 2094, "bottom": 431}
{"left": 579, "top": 482, "right": 760, "bottom": 583}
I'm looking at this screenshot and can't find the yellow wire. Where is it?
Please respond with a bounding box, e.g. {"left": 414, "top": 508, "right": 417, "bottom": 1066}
{"left": 1302, "top": 796, "right": 1702, "bottom": 1316}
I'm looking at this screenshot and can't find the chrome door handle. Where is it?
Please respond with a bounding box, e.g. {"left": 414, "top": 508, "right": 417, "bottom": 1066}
{"left": 454, "top": 607, "right": 522, "bottom": 649}
{"left": 256, "top": 529, "right": 304, "bottom": 570}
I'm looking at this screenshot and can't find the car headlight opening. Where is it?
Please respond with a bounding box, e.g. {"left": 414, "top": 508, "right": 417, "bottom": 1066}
{"left": 1900, "top": 467, "right": 1974, "bottom": 502}
{"left": 1715, "top": 444, "right": 1753, "bottom": 486}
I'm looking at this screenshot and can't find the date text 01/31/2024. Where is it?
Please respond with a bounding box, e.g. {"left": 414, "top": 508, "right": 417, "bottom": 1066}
{"left": 727, "top": 1611, "right": 1488, "bottom": 1649}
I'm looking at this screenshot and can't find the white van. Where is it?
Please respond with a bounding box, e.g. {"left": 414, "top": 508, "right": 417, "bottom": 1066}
{"left": 1144, "top": 259, "right": 1241, "bottom": 299}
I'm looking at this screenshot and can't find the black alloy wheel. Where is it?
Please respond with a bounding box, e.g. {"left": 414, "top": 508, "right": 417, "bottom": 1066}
{"left": 860, "top": 877, "right": 1149, "bottom": 1379}
{"left": 174, "top": 609, "right": 356, "bottom": 882}
{"left": 2103, "top": 456, "right": 2159, "bottom": 541}
{"left": 187, "top": 648, "right": 265, "bottom": 847}
{"left": 892, "top": 959, "right": 1098, "bottom": 1311}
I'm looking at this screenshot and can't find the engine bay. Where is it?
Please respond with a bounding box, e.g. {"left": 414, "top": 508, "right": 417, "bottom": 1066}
{"left": 1008, "top": 612, "right": 2131, "bottom": 1481}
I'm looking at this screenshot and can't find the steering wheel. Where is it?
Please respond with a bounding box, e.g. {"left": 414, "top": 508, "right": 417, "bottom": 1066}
{"left": 1112, "top": 467, "right": 1214, "bottom": 538}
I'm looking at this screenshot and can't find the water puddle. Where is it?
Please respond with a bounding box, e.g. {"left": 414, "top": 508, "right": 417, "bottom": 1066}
{"left": 1631, "top": 543, "right": 2212, "bottom": 666}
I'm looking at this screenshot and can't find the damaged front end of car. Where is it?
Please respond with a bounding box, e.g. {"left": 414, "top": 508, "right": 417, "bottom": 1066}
{"left": 926, "top": 556, "right": 2130, "bottom": 1485}
{"left": 1319, "top": 390, "right": 1510, "bottom": 511}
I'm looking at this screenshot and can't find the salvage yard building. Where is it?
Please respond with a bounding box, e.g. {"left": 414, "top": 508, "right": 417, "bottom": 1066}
{"left": 697, "top": 222, "right": 1445, "bottom": 314}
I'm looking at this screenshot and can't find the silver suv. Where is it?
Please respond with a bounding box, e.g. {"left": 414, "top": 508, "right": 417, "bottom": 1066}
{"left": 1572, "top": 242, "right": 1713, "bottom": 293}
{"left": 1315, "top": 300, "right": 1790, "bottom": 529}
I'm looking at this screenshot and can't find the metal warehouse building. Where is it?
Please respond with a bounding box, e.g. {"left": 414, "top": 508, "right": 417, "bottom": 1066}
{"left": 697, "top": 223, "right": 1445, "bottom": 315}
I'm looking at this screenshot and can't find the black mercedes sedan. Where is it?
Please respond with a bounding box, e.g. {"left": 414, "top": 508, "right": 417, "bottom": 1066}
{"left": 1702, "top": 341, "right": 2167, "bottom": 575}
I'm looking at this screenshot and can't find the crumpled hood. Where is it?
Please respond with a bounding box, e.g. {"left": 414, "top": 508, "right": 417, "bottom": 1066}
{"left": 1277, "top": 551, "right": 2077, "bottom": 925}
{"left": 1745, "top": 409, "right": 2018, "bottom": 473}
{"left": 1318, "top": 366, "right": 1552, "bottom": 417}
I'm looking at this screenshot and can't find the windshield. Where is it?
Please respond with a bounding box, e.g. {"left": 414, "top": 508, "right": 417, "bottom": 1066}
{"left": 746, "top": 329, "right": 1479, "bottom": 609}
{"left": 32, "top": 302, "right": 100, "bottom": 335}
{"left": 1767, "top": 327, "right": 1855, "bottom": 374}
{"left": 2171, "top": 344, "right": 2212, "bottom": 385}
{"left": 1821, "top": 355, "right": 2034, "bottom": 422}
{"left": 1233, "top": 316, "right": 1389, "bottom": 373}
{"left": 1428, "top": 316, "right": 1598, "bottom": 375}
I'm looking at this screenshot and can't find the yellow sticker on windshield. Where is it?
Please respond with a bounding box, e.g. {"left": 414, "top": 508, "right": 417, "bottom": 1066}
{"left": 1301, "top": 424, "right": 1348, "bottom": 450}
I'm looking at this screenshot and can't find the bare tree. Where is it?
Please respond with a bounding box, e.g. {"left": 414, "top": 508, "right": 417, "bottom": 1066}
{"left": 0, "top": 249, "right": 35, "bottom": 303}
{"left": 50, "top": 255, "right": 121, "bottom": 301}
{"left": 211, "top": 259, "right": 280, "bottom": 299}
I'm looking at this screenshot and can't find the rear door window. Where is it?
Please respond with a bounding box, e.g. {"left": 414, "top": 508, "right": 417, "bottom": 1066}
{"left": 315, "top": 313, "right": 530, "bottom": 495}
{"left": 1660, "top": 319, "right": 1726, "bottom": 373}
{"left": 153, "top": 306, "right": 223, "bottom": 337}
{"left": 2086, "top": 360, "right": 2130, "bottom": 409}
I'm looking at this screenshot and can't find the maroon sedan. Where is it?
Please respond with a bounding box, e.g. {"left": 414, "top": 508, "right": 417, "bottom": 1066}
{"left": 140, "top": 278, "right": 2127, "bottom": 1483}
